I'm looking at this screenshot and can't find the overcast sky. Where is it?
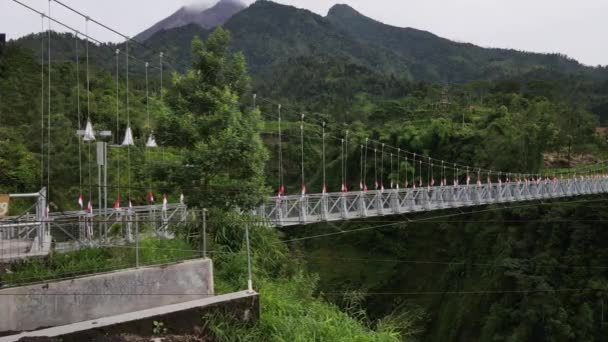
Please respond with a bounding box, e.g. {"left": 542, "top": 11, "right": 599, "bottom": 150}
{"left": 3, "top": 0, "right": 606, "bottom": 66}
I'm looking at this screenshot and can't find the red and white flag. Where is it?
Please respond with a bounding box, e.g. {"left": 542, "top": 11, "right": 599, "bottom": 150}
{"left": 341, "top": 183, "right": 348, "bottom": 193}
{"left": 114, "top": 198, "right": 120, "bottom": 209}
{"left": 476, "top": 177, "right": 482, "bottom": 186}
{"left": 78, "top": 194, "right": 84, "bottom": 209}
{"left": 359, "top": 181, "right": 364, "bottom": 191}
{"left": 322, "top": 184, "right": 327, "bottom": 194}
{"left": 148, "top": 191, "right": 155, "bottom": 202}
{"left": 278, "top": 184, "right": 285, "bottom": 197}
{"left": 364, "top": 184, "right": 368, "bottom": 192}
{"left": 87, "top": 200, "right": 93, "bottom": 213}
{"left": 301, "top": 185, "right": 307, "bottom": 196}
{"left": 375, "top": 180, "right": 379, "bottom": 190}
{"left": 380, "top": 184, "right": 384, "bottom": 192}
{"left": 430, "top": 178, "right": 435, "bottom": 186}
{"left": 466, "top": 176, "right": 471, "bottom": 185}
{"left": 162, "top": 194, "right": 168, "bottom": 210}
{"left": 128, "top": 199, "right": 133, "bottom": 209}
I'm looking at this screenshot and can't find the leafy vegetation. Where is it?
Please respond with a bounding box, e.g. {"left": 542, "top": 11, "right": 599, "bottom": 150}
{"left": 3, "top": 4, "right": 608, "bottom": 339}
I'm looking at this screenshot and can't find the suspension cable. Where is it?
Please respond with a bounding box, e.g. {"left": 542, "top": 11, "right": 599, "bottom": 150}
{"left": 75, "top": 33, "right": 82, "bottom": 197}
{"left": 390, "top": 153, "right": 393, "bottom": 188}
{"left": 40, "top": 14, "right": 45, "bottom": 190}
{"left": 341, "top": 138, "right": 345, "bottom": 192}
{"left": 278, "top": 104, "right": 283, "bottom": 196}
{"left": 47, "top": 0, "right": 51, "bottom": 202}
{"left": 374, "top": 147, "right": 378, "bottom": 189}
{"left": 418, "top": 159, "right": 422, "bottom": 187}
{"left": 380, "top": 143, "right": 384, "bottom": 190}
{"left": 126, "top": 38, "right": 131, "bottom": 201}
{"left": 85, "top": 17, "right": 93, "bottom": 205}
{"left": 428, "top": 157, "right": 432, "bottom": 188}
{"left": 359, "top": 144, "right": 363, "bottom": 191}
{"left": 344, "top": 130, "right": 349, "bottom": 192}
{"left": 397, "top": 148, "right": 400, "bottom": 189}
{"left": 300, "top": 113, "right": 305, "bottom": 196}
{"left": 322, "top": 122, "right": 326, "bottom": 194}
{"left": 160, "top": 52, "right": 163, "bottom": 101}
{"left": 364, "top": 138, "right": 368, "bottom": 191}
{"left": 115, "top": 48, "right": 120, "bottom": 205}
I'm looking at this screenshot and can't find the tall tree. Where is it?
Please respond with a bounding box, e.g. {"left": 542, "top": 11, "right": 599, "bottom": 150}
{"left": 164, "top": 28, "right": 268, "bottom": 209}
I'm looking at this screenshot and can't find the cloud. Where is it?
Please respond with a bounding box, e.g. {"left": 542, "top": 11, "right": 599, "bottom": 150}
{"left": 183, "top": 0, "right": 219, "bottom": 12}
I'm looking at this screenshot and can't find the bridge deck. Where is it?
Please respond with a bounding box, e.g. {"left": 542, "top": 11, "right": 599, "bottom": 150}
{"left": 259, "top": 178, "right": 607, "bottom": 227}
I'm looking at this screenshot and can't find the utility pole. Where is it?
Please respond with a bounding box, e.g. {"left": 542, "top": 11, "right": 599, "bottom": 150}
{"left": 77, "top": 128, "right": 111, "bottom": 240}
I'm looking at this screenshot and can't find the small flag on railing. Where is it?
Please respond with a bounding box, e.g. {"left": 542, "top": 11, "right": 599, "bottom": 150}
{"left": 278, "top": 184, "right": 285, "bottom": 196}
{"left": 359, "top": 181, "right": 363, "bottom": 191}
{"left": 148, "top": 191, "right": 155, "bottom": 202}
{"left": 477, "top": 178, "right": 481, "bottom": 186}
{"left": 364, "top": 184, "right": 368, "bottom": 192}
{"left": 86, "top": 200, "right": 93, "bottom": 213}
{"left": 114, "top": 198, "right": 120, "bottom": 209}
{"left": 322, "top": 184, "right": 327, "bottom": 194}
{"left": 430, "top": 178, "right": 435, "bottom": 186}
{"left": 375, "top": 180, "right": 379, "bottom": 190}
{"left": 78, "top": 194, "right": 84, "bottom": 209}
{"left": 128, "top": 199, "right": 133, "bottom": 209}
{"left": 180, "top": 193, "right": 185, "bottom": 204}
{"left": 341, "top": 183, "right": 348, "bottom": 193}
{"left": 162, "top": 194, "right": 168, "bottom": 210}
{"left": 487, "top": 176, "right": 491, "bottom": 184}
{"left": 466, "top": 176, "right": 471, "bottom": 185}
{"left": 301, "top": 185, "right": 307, "bottom": 196}
{"left": 380, "top": 184, "right": 384, "bottom": 192}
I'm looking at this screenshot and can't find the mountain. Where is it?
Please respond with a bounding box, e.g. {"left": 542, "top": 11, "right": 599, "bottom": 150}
{"left": 141, "top": 1, "right": 604, "bottom": 83}
{"left": 13, "top": 1, "right": 607, "bottom": 84}
{"left": 325, "top": 4, "right": 597, "bottom": 82}
{"left": 135, "top": 0, "right": 246, "bottom": 42}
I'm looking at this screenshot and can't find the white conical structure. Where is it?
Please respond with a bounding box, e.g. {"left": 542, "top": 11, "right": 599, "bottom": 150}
{"left": 83, "top": 118, "right": 96, "bottom": 141}
{"left": 145, "top": 133, "right": 158, "bottom": 148}
{"left": 121, "top": 126, "right": 135, "bottom": 146}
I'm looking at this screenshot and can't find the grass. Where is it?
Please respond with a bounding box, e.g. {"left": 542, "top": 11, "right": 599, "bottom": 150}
{"left": 1, "top": 213, "right": 407, "bottom": 340}
{"left": 1, "top": 238, "right": 197, "bottom": 287}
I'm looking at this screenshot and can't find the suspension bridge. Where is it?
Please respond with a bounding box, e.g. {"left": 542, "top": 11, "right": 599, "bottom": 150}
{"left": 2, "top": 0, "right": 608, "bottom": 261}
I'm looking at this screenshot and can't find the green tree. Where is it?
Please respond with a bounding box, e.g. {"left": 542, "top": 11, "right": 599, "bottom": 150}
{"left": 165, "top": 28, "right": 268, "bottom": 209}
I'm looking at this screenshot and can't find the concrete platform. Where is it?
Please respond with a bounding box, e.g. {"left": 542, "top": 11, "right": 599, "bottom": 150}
{"left": 0, "top": 290, "right": 259, "bottom": 342}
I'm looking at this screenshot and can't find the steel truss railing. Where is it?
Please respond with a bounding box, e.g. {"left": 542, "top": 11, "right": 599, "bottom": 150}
{"left": 258, "top": 177, "right": 608, "bottom": 227}
{"left": 0, "top": 197, "right": 188, "bottom": 259}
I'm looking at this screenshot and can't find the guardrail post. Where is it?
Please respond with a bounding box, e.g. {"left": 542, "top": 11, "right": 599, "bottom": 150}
{"left": 300, "top": 196, "right": 308, "bottom": 224}
{"left": 245, "top": 223, "right": 254, "bottom": 294}
{"left": 321, "top": 194, "right": 329, "bottom": 221}
{"left": 358, "top": 192, "right": 367, "bottom": 217}
{"left": 390, "top": 189, "right": 399, "bottom": 213}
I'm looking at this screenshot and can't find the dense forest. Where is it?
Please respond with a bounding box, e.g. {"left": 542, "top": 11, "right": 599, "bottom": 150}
{"left": 2, "top": 2, "right": 608, "bottom": 339}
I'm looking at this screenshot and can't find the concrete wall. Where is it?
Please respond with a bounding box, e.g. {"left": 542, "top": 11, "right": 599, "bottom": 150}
{"left": 0, "top": 258, "right": 213, "bottom": 334}
{"left": 0, "top": 291, "right": 259, "bottom": 342}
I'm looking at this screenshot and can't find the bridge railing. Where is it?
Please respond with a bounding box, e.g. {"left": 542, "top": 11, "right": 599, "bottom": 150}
{"left": 260, "top": 177, "right": 608, "bottom": 227}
